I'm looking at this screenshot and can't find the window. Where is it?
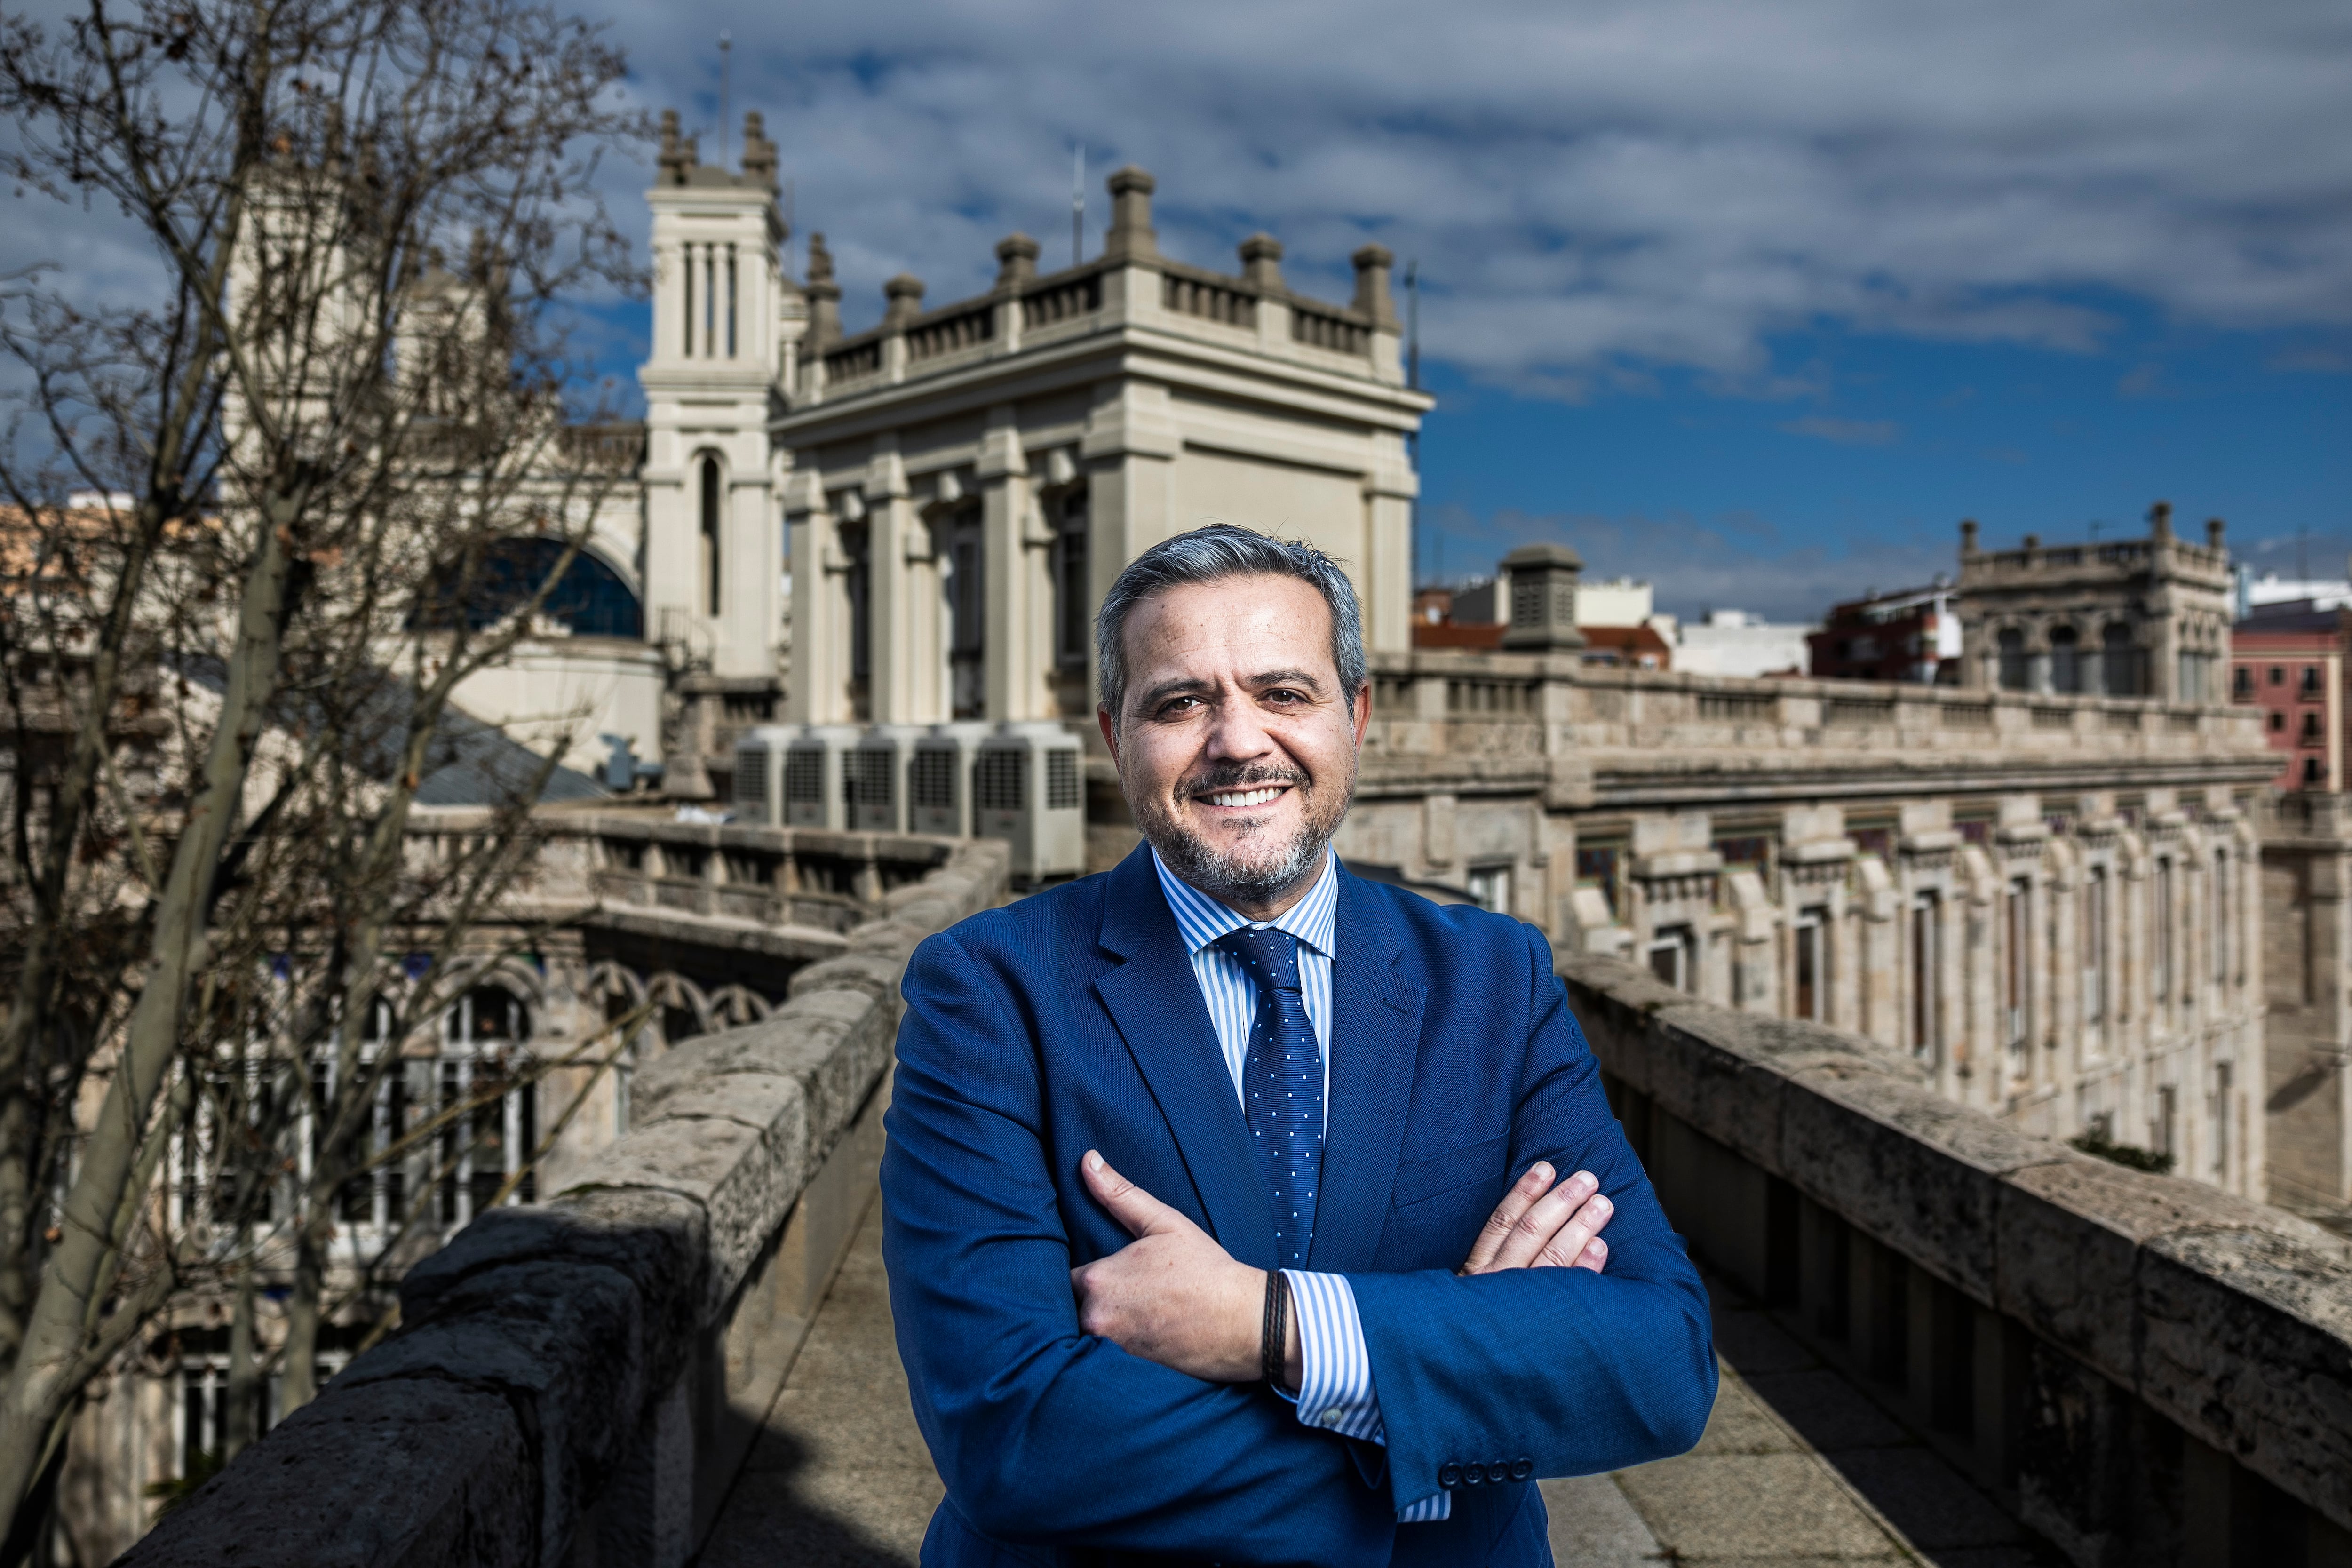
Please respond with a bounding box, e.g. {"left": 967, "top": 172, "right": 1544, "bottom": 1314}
{"left": 2302, "top": 666, "right": 2322, "bottom": 696}
{"left": 2270, "top": 666, "right": 2286, "bottom": 686}
{"left": 2233, "top": 666, "right": 2253, "bottom": 699}
{"left": 940, "top": 502, "right": 985, "bottom": 720}
{"left": 1997, "top": 629, "right": 2027, "bottom": 691}
{"left": 2082, "top": 867, "right": 2107, "bottom": 1027}
{"left": 1794, "top": 909, "right": 1828, "bottom": 1022}
{"left": 725, "top": 244, "right": 739, "bottom": 358}
{"left": 1910, "top": 894, "right": 1940, "bottom": 1059}
{"left": 2306, "top": 757, "right": 2325, "bottom": 786}
{"left": 2213, "top": 1063, "right": 2233, "bottom": 1179}
{"left": 435, "top": 987, "right": 537, "bottom": 1229}
{"left": 843, "top": 520, "right": 873, "bottom": 686}
{"left": 2049, "top": 627, "right": 2080, "bottom": 693}
{"left": 2303, "top": 711, "right": 2324, "bottom": 744}
{"left": 1466, "top": 864, "right": 1512, "bottom": 915}
{"left": 2213, "top": 850, "right": 2230, "bottom": 986}
{"left": 1647, "top": 927, "right": 1692, "bottom": 993}
{"left": 2004, "top": 879, "right": 2030, "bottom": 1068}
{"left": 1053, "top": 488, "right": 1091, "bottom": 669}
{"left": 1576, "top": 847, "right": 1622, "bottom": 919}
{"left": 699, "top": 455, "right": 723, "bottom": 616}
{"left": 2272, "top": 711, "right": 2287, "bottom": 732}
{"left": 2102, "top": 625, "right": 2140, "bottom": 697}
{"left": 2154, "top": 860, "right": 2174, "bottom": 1003}
{"left": 2155, "top": 1083, "right": 2178, "bottom": 1163}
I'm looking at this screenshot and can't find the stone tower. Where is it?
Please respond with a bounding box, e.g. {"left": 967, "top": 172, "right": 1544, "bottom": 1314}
{"left": 639, "top": 109, "right": 804, "bottom": 682}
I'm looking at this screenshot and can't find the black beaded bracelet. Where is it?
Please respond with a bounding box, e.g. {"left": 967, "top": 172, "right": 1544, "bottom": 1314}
{"left": 1261, "top": 1268, "right": 1290, "bottom": 1390}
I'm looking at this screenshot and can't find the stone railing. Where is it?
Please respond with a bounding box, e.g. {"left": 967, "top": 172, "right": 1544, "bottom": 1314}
{"left": 121, "top": 840, "right": 1012, "bottom": 1568}
{"left": 1562, "top": 953, "right": 2352, "bottom": 1564}
{"left": 1359, "top": 651, "right": 2273, "bottom": 798}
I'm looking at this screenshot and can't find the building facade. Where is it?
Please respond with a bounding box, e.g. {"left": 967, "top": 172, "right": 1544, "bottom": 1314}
{"left": 1957, "top": 503, "right": 2234, "bottom": 701}
{"left": 2230, "top": 604, "right": 2347, "bottom": 792}
{"left": 1808, "top": 584, "right": 1960, "bottom": 684}
{"left": 776, "top": 168, "right": 1430, "bottom": 734}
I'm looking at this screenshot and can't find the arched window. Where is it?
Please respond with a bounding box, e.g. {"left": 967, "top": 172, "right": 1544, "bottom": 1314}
{"left": 699, "top": 454, "right": 723, "bottom": 616}
{"left": 413, "top": 537, "right": 643, "bottom": 639}
{"left": 437, "top": 986, "right": 536, "bottom": 1225}
{"left": 1997, "top": 628, "right": 2027, "bottom": 692}
{"left": 2049, "top": 626, "right": 2080, "bottom": 694}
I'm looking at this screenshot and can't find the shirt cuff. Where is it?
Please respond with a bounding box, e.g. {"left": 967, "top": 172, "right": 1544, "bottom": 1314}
{"left": 1282, "top": 1270, "right": 1453, "bottom": 1524}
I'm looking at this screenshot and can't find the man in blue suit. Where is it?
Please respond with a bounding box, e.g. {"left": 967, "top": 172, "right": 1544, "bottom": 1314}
{"left": 882, "top": 524, "right": 1715, "bottom": 1565}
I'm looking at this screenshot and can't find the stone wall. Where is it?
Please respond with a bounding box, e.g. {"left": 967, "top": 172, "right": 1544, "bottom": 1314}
{"left": 116, "top": 840, "right": 1009, "bottom": 1568}
{"left": 1563, "top": 951, "right": 2352, "bottom": 1566}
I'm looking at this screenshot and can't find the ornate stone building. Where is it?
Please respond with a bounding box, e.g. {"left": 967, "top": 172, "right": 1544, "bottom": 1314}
{"left": 1957, "top": 502, "right": 2234, "bottom": 702}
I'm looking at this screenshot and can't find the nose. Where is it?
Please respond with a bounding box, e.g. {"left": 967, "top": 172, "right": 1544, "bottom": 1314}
{"left": 1202, "top": 688, "right": 1278, "bottom": 764}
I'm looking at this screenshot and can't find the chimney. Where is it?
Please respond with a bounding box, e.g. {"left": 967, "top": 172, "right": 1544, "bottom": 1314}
{"left": 2206, "top": 517, "right": 2226, "bottom": 551}
{"left": 739, "top": 111, "right": 778, "bottom": 192}
{"left": 2149, "top": 500, "right": 2173, "bottom": 541}
{"left": 1239, "top": 233, "right": 1284, "bottom": 291}
{"left": 1351, "top": 244, "right": 1398, "bottom": 327}
{"left": 883, "top": 273, "right": 926, "bottom": 328}
{"left": 1104, "top": 166, "right": 1158, "bottom": 262}
{"left": 804, "top": 233, "right": 841, "bottom": 347}
{"left": 1500, "top": 543, "right": 1588, "bottom": 653}
{"left": 994, "top": 233, "right": 1040, "bottom": 293}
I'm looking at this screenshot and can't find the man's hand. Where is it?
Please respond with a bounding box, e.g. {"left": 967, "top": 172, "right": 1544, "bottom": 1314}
{"left": 1071, "top": 1150, "right": 1289, "bottom": 1384}
{"left": 1460, "top": 1162, "right": 1612, "bottom": 1276}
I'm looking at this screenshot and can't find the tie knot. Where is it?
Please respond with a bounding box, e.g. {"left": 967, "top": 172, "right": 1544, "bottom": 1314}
{"left": 1214, "top": 925, "right": 1302, "bottom": 995}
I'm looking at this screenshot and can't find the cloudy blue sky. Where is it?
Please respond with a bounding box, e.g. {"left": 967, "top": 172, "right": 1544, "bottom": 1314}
{"left": 17, "top": 0, "right": 2351, "bottom": 620}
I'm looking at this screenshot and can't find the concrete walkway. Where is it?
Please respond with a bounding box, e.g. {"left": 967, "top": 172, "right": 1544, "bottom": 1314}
{"left": 699, "top": 1199, "right": 2058, "bottom": 1567}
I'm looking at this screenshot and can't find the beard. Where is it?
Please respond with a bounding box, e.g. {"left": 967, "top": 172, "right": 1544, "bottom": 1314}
{"left": 1129, "top": 756, "right": 1355, "bottom": 909}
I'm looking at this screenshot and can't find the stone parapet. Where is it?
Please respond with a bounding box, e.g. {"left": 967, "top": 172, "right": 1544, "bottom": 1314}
{"left": 1562, "top": 952, "right": 2352, "bottom": 1562}
{"left": 119, "top": 841, "right": 1012, "bottom": 1568}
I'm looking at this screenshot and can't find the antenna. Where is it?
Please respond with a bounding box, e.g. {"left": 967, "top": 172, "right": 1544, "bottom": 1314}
{"left": 718, "top": 32, "right": 732, "bottom": 166}
{"left": 1071, "top": 143, "right": 1085, "bottom": 267}
{"left": 1405, "top": 258, "right": 1421, "bottom": 390}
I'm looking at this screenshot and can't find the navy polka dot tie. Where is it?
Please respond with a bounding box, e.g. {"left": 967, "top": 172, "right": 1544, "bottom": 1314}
{"left": 1215, "top": 927, "right": 1322, "bottom": 1269}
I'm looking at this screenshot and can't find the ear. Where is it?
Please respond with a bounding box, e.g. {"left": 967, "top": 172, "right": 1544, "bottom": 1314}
{"left": 1351, "top": 682, "right": 1371, "bottom": 748}
{"left": 1097, "top": 703, "right": 1120, "bottom": 764}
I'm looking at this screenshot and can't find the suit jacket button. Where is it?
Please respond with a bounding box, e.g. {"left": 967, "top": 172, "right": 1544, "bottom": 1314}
{"left": 1486, "top": 1461, "right": 1510, "bottom": 1484}
{"left": 1510, "top": 1457, "right": 1534, "bottom": 1481}
{"left": 1437, "top": 1462, "right": 1463, "bottom": 1488}
{"left": 1461, "top": 1464, "right": 1485, "bottom": 1485}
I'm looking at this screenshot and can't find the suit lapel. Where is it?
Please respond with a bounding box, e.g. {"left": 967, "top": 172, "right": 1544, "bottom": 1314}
{"left": 1310, "top": 866, "right": 1425, "bottom": 1273}
{"left": 1094, "top": 846, "right": 1279, "bottom": 1270}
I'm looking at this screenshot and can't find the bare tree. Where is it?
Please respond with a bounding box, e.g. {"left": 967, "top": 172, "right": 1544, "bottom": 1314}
{"left": 0, "top": 0, "right": 647, "bottom": 1540}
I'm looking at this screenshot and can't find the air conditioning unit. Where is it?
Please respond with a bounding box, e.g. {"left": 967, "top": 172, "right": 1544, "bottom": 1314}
{"left": 731, "top": 726, "right": 797, "bottom": 825}
{"left": 781, "top": 725, "right": 861, "bottom": 830}
{"left": 846, "top": 725, "right": 927, "bottom": 834}
{"left": 974, "top": 723, "right": 1086, "bottom": 882}
{"left": 908, "top": 722, "right": 993, "bottom": 837}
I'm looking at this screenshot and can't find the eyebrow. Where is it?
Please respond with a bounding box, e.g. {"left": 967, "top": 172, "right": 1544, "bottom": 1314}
{"left": 1130, "top": 668, "right": 1331, "bottom": 715}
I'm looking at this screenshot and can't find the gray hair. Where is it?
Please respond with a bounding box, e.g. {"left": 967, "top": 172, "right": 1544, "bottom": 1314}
{"left": 1095, "top": 523, "right": 1367, "bottom": 726}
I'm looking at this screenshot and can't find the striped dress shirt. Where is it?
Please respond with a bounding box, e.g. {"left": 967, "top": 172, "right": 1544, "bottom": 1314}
{"left": 1152, "top": 849, "right": 1451, "bottom": 1525}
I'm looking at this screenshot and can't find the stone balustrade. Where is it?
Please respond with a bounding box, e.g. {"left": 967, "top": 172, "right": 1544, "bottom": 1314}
{"left": 1358, "top": 651, "right": 2271, "bottom": 804}
{"left": 1562, "top": 951, "right": 2352, "bottom": 1565}
{"left": 118, "top": 840, "right": 1011, "bottom": 1568}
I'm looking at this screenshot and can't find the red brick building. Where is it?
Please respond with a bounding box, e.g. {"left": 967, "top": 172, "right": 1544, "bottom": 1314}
{"left": 2230, "top": 604, "right": 2345, "bottom": 791}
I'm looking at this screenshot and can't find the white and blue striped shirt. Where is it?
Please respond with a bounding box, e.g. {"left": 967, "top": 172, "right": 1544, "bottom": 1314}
{"left": 1152, "top": 849, "right": 1451, "bottom": 1525}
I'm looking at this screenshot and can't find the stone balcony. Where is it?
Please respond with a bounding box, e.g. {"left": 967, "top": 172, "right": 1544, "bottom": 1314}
{"left": 121, "top": 866, "right": 2352, "bottom": 1568}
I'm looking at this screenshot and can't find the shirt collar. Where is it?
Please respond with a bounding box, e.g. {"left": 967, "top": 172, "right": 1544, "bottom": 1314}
{"left": 1151, "top": 844, "right": 1339, "bottom": 961}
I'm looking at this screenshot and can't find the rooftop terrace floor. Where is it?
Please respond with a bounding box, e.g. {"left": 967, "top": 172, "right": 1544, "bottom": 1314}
{"left": 700, "top": 1198, "right": 2066, "bottom": 1567}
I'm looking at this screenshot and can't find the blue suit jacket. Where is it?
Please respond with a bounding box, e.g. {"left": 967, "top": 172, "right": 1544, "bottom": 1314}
{"left": 882, "top": 847, "right": 1716, "bottom": 1567}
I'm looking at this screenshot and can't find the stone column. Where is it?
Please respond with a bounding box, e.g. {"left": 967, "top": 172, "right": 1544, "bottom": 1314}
{"left": 978, "top": 407, "right": 1045, "bottom": 722}
{"left": 785, "top": 474, "right": 846, "bottom": 724}
{"left": 864, "top": 440, "right": 917, "bottom": 723}
{"left": 1353, "top": 244, "right": 1403, "bottom": 383}
{"left": 1363, "top": 432, "right": 1417, "bottom": 658}
{"left": 716, "top": 438, "right": 780, "bottom": 678}
{"left": 992, "top": 234, "right": 1037, "bottom": 356}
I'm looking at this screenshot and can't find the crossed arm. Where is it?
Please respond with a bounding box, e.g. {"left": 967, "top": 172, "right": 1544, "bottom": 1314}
{"left": 1071, "top": 1148, "right": 1617, "bottom": 1387}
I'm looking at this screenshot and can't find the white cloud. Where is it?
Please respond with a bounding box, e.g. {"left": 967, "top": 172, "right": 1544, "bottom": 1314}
{"left": 7, "top": 0, "right": 2349, "bottom": 397}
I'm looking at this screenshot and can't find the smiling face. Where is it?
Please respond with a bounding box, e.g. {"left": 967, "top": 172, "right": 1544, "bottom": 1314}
{"left": 1099, "top": 572, "right": 1370, "bottom": 920}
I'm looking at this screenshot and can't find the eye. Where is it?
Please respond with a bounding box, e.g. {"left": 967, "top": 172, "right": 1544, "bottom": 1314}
{"left": 1262, "top": 688, "right": 1306, "bottom": 706}
{"left": 1154, "top": 694, "right": 1203, "bottom": 718}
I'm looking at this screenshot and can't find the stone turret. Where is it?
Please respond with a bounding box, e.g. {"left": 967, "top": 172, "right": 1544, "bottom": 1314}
{"left": 739, "top": 111, "right": 778, "bottom": 193}
{"left": 993, "top": 233, "right": 1039, "bottom": 293}
{"left": 805, "top": 233, "right": 841, "bottom": 348}
{"left": 1103, "top": 167, "right": 1157, "bottom": 262}
{"left": 1501, "top": 542, "right": 1588, "bottom": 652}
{"left": 1239, "top": 233, "right": 1284, "bottom": 290}
{"left": 1351, "top": 244, "right": 1398, "bottom": 327}
{"left": 882, "top": 274, "right": 926, "bottom": 329}
{"left": 656, "top": 109, "right": 698, "bottom": 186}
